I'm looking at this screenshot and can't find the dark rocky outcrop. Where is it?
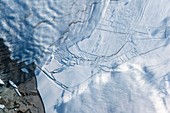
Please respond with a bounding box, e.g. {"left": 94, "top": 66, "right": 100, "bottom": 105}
{"left": 0, "top": 38, "right": 45, "bottom": 113}
{"left": 0, "top": 38, "right": 35, "bottom": 84}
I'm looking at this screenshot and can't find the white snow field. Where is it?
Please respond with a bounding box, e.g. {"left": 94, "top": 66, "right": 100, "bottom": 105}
{"left": 0, "top": 0, "right": 170, "bottom": 113}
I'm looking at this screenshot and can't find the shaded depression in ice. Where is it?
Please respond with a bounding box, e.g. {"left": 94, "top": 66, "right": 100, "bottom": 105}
{"left": 0, "top": 0, "right": 108, "bottom": 65}
{"left": 0, "top": 0, "right": 170, "bottom": 70}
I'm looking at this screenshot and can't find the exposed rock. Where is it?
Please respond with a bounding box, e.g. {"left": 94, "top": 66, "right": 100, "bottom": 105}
{"left": 0, "top": 38, "right": 45, "bottom": 113}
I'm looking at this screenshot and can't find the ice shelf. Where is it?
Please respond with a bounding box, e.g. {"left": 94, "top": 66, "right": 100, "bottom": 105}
{"left": 1, "top": 0, "right": 170, "bottom": 113}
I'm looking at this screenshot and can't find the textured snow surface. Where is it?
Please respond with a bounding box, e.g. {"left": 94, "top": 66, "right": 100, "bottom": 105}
{"left": 1, "top": 0, "right": 170, "bottom": 113}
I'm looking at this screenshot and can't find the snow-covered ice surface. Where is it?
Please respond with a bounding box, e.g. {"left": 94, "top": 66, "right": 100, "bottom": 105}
{"left": 1, "top": 0, "right": 170, "bottom": 113}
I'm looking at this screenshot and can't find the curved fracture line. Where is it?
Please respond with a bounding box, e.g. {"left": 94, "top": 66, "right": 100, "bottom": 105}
{"left": 36, "top": 64, "right": 72, "bottom": 93}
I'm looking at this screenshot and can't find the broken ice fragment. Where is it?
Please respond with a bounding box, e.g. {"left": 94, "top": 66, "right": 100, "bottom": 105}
{"left": 14, "top": 88, "right": 22, "bottom": 97}
{"left": 0, "top": 104, "right": 5, "bottom": 109}
{"left": 21, "top": 68, "right": 29, "bottom": 73}
{"left": 8, "top": 80, "right": 21, "bottom": 97}
{"left": 9, "top": 80, "right": 17, "bottom": 88}
{"left": 0, "top": 79, "right": 4, "bottom": 85}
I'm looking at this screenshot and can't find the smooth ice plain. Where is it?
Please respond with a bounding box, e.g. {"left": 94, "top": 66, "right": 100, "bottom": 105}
{"left": 0, "top": 0, "right": 170, "bottom": 113}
